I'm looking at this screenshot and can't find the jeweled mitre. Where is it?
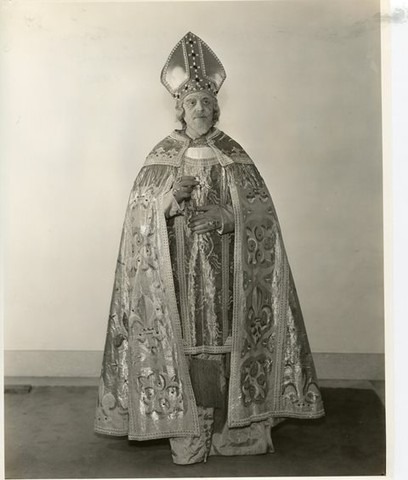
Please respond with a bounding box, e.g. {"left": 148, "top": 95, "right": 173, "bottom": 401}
{"left": 161, "top": 32, "right": 226, "bottom": 100}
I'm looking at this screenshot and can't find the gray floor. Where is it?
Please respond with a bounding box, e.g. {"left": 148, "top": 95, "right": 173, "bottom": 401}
{"left": 4, "top": 378, "right": 386, "bottom": 478}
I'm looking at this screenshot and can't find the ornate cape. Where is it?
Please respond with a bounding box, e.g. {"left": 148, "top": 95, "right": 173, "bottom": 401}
{"left": 94, "top": 128, "right": 325, "bottom": 440}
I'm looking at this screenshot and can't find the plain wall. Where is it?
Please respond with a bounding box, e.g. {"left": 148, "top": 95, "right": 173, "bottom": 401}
{"left": 1, "top": 0, "right": 383, "bottom": 355}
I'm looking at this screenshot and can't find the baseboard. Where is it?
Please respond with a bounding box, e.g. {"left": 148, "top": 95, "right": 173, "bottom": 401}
{"left": 3, "top": 350, "right": 385, "bottom": 381}
{"left": 312, "top": 352, "right": 385, "bottom": 381}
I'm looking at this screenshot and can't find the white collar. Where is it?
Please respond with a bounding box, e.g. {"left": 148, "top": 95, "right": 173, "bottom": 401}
{"left": 184, "top": 146, "right": 215, "bottom": 159}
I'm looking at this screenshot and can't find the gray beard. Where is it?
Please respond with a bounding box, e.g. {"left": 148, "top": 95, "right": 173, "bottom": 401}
{"left": 187, "top": 119, "right": 213, "bottom": 138}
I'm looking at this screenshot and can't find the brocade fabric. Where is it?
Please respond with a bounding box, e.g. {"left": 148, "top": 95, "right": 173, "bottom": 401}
{"left": 167, "top": 154, "right": 234, "bottom": 353}
{"left": 94, "top": 128, "right": 325, "bottom": 441}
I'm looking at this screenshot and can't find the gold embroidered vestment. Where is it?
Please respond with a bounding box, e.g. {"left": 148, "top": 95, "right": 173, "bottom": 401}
{"left": 94, "top": 128, "right": 325, "bottom": 440}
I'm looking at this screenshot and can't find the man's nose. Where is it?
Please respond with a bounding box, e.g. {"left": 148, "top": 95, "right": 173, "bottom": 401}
{"left": 195, "top": 101, "right": 204, "bottom": 111}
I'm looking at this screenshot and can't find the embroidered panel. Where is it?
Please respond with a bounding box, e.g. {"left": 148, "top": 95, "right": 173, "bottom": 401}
{"left": 167, "top": 159, "right": 234, "bottom": 353}
{"left": 144, "top": 130, "right": 254, "bottom": 167}
{"left": 227, "top": 163, "right": 324, "bottom": 427}
{"left": 212, "top": 132, "right": 254, "bottom": 165}
{"left": 95, "top": 165, "right": 199, "bottom": 440}
{"left": 95, "top": 134, "right": 324, "bottom": 440}
{"left": 144, "top": 136, "right": 186, "bottom": 166}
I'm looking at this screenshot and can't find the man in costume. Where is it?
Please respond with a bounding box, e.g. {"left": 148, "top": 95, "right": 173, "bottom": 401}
{"left": 94, "top": 32, "right": 324, "bottom": 465}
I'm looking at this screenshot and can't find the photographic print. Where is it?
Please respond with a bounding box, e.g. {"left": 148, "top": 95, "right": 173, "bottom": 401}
{"left": 2, "top": 0, "right": 386, "bottom": 477}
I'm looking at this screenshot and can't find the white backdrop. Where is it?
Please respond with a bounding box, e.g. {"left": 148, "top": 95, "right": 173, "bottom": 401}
{"left": 1, "top": 0, "right": 383, "bottom": 356}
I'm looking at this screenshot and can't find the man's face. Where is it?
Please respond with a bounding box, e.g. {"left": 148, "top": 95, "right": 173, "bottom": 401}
{"left": 182, "top": 92, "right": 215, "bottom": 137}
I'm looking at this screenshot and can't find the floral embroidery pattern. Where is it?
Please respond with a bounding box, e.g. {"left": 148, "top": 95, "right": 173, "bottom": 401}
{"left": 132, "top": 191, "right": 153, "bottom": 209}
{"left": 282, "top": 375, "right": 322, "bottom": 408}
{"left": 97, "top": 376, "right": 129, "bottom": 422}
{"left": 145, "top": 144, "right": 181, "bottom": 165}
{"left": 261, "top": 332, "right": 275, "bottom": 353}
{"left": 129, "top": 228, "right": 157, "bottom": 274}
{"left": 245, "top": 186, "right": 269, "bottom": 204}
{"left": 242, "top": 271, "right": 253, "bottom": 291}
{"left": 241, "top": 338, "right": 252, "bottom": 358}
{"left": 246, "top": 223, "right": 274, "bottom": 266}
{"left": 132, "top": 295, "right": 164, "bottom": 357}
{"left": 138, "top": 372, "right": 183, "bottom": 416}
{"left": 214, "top": 134, "right": 253, "bottom": 164}
{"left": 241, "top": 355, "right": 273, "bottom": 406}
{"left": 246, "top": 286, "right": 273, "bottom": 344}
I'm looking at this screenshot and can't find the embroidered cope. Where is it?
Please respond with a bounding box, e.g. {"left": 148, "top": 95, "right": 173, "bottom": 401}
{"left": 94, "top": 128, "right": 325, "bottom": 440}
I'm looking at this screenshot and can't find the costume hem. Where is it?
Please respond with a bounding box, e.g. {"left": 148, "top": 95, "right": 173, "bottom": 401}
{"left": 227, "top": 408, "right": 326, "bottom": 429}
{"left": 94, "top": 426, "right": 128, "bottom": 437}
{"left": 94, "top": 426, "right": 201, "bottom": 440}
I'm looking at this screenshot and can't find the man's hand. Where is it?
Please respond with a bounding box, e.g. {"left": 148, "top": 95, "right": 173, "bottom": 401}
{"left": 188, "top": 205, "right": 223, "bottom": 234}
{"left": 172, "top": 176, "right": 199, "bottom": 204}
